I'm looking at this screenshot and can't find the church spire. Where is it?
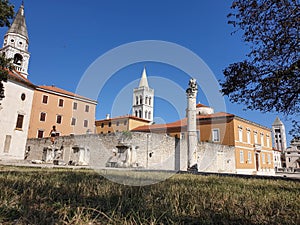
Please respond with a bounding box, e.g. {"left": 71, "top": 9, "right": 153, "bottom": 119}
{"left": 6, "top": 3, "right": 28, "bottom": 41}
{"left": 139, "top": 67, "right": 149, "bottom": 88}
{"left": 0, "top": 3, "right": 30, "bottom": 78}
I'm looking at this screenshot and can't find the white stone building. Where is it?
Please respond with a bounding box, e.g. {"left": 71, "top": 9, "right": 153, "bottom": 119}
{"left": 0, "top": 3, "right": 34, "bottom": 160}
{"left": 285, "top": 138, "right": 300, "bottom": 170}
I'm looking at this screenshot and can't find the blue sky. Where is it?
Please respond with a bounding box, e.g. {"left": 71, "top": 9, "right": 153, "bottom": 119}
{"left": 2, "top": 0, "right": 295, "bottom": 144}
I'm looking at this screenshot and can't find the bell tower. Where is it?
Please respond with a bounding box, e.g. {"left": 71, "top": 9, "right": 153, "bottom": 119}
{"left": 132, "top": 67, "right": 154, "bottom": 122}
{"left": 0, "top": 2, "right": 30, "bottom": 78}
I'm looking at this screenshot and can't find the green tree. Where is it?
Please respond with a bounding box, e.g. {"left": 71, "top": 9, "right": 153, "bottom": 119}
{"left": 0, "top": 0, "right": 14, "bottom": 100}
{"left": 221, "top": 0, "right": 299, "bottom": 136}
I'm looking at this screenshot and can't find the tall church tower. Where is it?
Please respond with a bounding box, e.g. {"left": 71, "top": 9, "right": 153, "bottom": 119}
{"left": 132, "top": 67, "right": 154, "bottom": 122}
{"left": 0, "top": 2, "right": 30, "bottom": 78}
{"left": 272, "top": 117, "right": 287, "bottom": 151}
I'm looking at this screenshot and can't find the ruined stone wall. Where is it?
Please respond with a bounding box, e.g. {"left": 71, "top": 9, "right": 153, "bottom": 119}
{"left": 26, "top": 132, "right": 181, "bottom": 170}
{"left": 26, "top": 133, "right": 235, "bottom": 172}
{"left": 197, "top": 142, "right": 236, "bottom": 173}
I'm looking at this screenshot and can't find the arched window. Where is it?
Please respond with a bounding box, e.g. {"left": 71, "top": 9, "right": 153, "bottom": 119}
{"left": 13, "top": 53, "right": 23, "bottom": 65}
{"left": 136, "top": 96, "right": 139, "bottom": 105}
{"left": 148, "top": 111, "right": 151, "bottom": 119}
{"left": 145, "top": 111, "right": 148, "bottom": 119}
{"left": 135, "top": 110, "right": 138, "bottom": 117}
{"left": 145, "top": 96, "right": 148, "bottom": 105}
{"left": 139, "top": 110, "right": 142, "bottom": 118}
{"left": 140, "top": 95, "right": 143, "bottom": 104}
{"left": 149, "top": 97, "right": 151, "bottom": 106}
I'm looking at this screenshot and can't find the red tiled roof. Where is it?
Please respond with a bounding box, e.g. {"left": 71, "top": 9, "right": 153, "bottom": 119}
{"left": 196, "top": 103, "right": 209, "bottom": 108}
{"left": 7, "top": 70, "right": 35, "bottom": 88}
{"left": 37, "top": 85, "right": 97, "bottom": 103}
{"left": 133, "top": 112, "right": 234, "bottom": 132}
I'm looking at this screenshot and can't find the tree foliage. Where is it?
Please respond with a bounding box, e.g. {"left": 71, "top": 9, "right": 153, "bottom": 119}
{"left": 0, "top": 0, "right": 14, "bottom": 100}
{"left": 221, "top": 0, "right": 300, "bottom": 136}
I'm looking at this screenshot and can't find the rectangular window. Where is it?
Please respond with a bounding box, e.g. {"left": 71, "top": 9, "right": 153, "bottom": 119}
{"left": 238, "top": 127, "right": 243, "bottom": 142}
{"left": 108, "top": 122, "right": 111, "bottom": 127}
{"left": 260, "top": 133, "right": 264, "bottom": 146}
{"left": 266, "top": 135, "right": 270, "bottom": 148}
{"left": 267, "top": 154, "right": 271, "bottom": 164}
{"left": 101, "top": 123, "right": 104, "bottom": 128}
{"left": 58, "top": 99, "right": 64, "bottom": 107}
{"left": 212, "top": 128, "right": 220, "bottom": 142}
{"left": 254, "top": 132, "right": 258, "bottom": 144}
{"left": 3, "top": 135, "right": 12, "bottom": 153}
{"left": 247, "top": 130, "right": 251, "bottom": 144}
{"left": 42, "top": 95, "right": 48, "bottom": 104}
{"left": 262, "top": 153, "right": 265, "bottom": 164}
{"left": 240, "top": 150, "right": 244, "bottom": 163}
{"left": 85, "top": 105, "right": 89, "bottom": 112}
{"left": 247, "top": 151, "right": 252, "bottom": 164}
{"left": 84, "top": 120, "right": 88, "bottom": 127}
{"left": 40, "top": 112, "right": 46, "bottom": 122}
{"left": 56, "top": 115, "right": 62, "bottom": 124}
{"left": 71, "top": 118, "right": 76, "bottom": 126}
{"left": 37, "top": 130, "right": 44, "bottom": 138}
{"left": 73, "top": 102, "right": 78, "bottom": 110}
{"left": 16, "top": 114, "right": 24, "bottom": 129}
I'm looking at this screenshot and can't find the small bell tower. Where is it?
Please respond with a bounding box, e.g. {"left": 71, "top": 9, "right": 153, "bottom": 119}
{"left": 0, "top": 2, "right": 30, "bottom": 78}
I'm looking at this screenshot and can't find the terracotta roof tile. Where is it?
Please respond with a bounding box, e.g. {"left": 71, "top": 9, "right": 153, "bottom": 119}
{"left": 132, "top": 112, "right": 234, "bottom": 132}
{"left": 7, "top": 70, "right": 35, "bottom": 88}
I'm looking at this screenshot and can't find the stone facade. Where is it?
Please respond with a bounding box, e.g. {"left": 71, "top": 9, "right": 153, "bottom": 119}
{"left": 26, "top": 132, "right": 238, "bottom": 174}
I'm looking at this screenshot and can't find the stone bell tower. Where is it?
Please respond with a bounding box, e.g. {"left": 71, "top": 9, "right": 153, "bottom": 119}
{"left": 186, "top": 78, "right": 198, "bottom": 170}
{"left": 0, "top": 2, "right": 30, "bottom": 78}
{"left": 132, "top": 67, "right": 154, "bottom": 122}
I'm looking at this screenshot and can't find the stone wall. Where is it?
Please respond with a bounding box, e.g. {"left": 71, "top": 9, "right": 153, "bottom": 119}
{"left": 26, "top": 132, "right": 235, "bottom": 173}
{"left": 197, "top": 142, "right": 236, "bottom": 173}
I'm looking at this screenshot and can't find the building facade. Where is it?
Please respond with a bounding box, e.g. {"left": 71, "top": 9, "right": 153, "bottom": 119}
{"left": 0, "top": 3, "right": 35, "bottom": 160}
{"left": 95, "top": 115, "right": 150, "bottom": 134}
{"left": 133, "top": 104, "right": 275, "bottom": 175}
{"left": 28, "top": 85, "right": 97, "bottom": 139}
{"left": 285, "top": 138, "right": 300, "bottom": 170}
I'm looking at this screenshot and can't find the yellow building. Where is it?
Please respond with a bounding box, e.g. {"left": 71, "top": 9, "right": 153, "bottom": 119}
{"left": 133, "top": 104, "right": 274, "bottom": 175}
{"left": 28, "top": 85, "right": 97, "bottom": 138}
{"left": 95, "top": 115, "right": 151, "bottom": 134}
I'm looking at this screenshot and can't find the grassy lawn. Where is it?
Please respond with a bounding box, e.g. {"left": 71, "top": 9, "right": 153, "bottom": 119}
{"left": 0, "top": 166, "right": 299, "bottom": 224}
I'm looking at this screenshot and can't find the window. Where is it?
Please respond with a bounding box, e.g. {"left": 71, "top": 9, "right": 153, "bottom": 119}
{"left": 240, "top": 150, "right": 244, "bottom": 163}
{"left": 58, "top": 99, "right": 64, "bottom": 107}
{"left": 101, "top": 123, "right": 104, "bottom": 128}
{"left": 246, "top": 129, "right": 251, "bottom": 144}
{"left": 136, "top": 96, "right": 138, "bottom": 105}
{"left": 56, "top": 115, "right": 62, "bottom": 124}
{"left": 73, "top": 102, "right": 78, "bottom": 110}
{"left": 254, "top": 131, "right": 258, "bottom": 144}
{"left": 85, "top": 105, "right": 89, "bottom": 112}
{"left": 71, "top": 118, "right": 76, "bottom": 126}
{"left": 3, "top": 135, "right": 12, "bottom": 153}
{"left": 149, "top": 97, "right": 151, "bottom": 106}
{"left": 262, "top": 153, "right": 265, "bottom": 164}
{"left": 42, "top": 95, "right": 48, "bottom": 104}
{"left": 108, "top": 122, "right": 111, "bottom": 127}
{"left": 139, "top": 110, "right": 142, "bottom": 118}
{"left": 238, "top": 126, "right": 243, "bottom": 142}
{"left": 145, "top": 111, "right": 148, "bottom": 119}
{"left": 267, "top": 154, "right": 271, "bottom": 164}
{"left": 140, "top": 95, "right": 143, "bottom": 104}
{"left": 21, "top": 93, "right": 26, "bottom": 101}
{"left": 135, "top": 111, "right": 138, "bottom": 117}
{"left": 266, "top": 135, "right": 270, "bottom": 148}
{"left": 148, "top": 111, "right": 151, "bottom": 119}
{"left": 40, "top": 112, "right": 46, "bottom": 122}
{"left": 260, "top": 133, "right": 264, "bottom": 146}
{"left": 16, "top": 114, "right": 24, "bottom": 129}
{"left": 247, "top": 151, "right": 252, "bottom": 164}
{"left": 84, "top": 120, "right": 88, "bottom": 128}
{"left": 212, "top": 128, "right": 220, "bottom": 142}
{"left": 37, "top": 130, "right": 44, "bottom": 138}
